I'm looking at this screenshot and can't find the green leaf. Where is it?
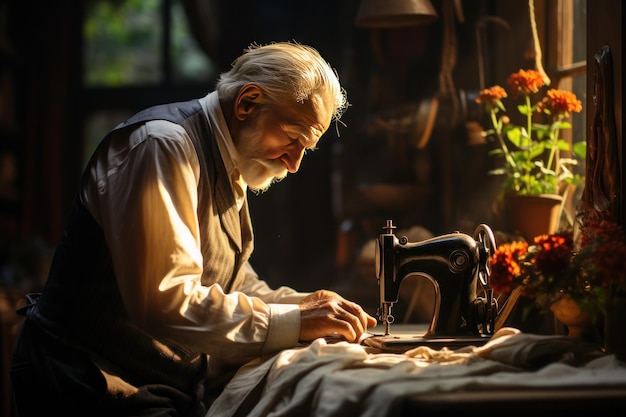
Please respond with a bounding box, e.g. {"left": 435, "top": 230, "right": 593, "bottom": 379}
{"left": 517, "top": 104, "right": 531, "bottom": 116}
{"left": 506, "top": 127, "right": 522, "bottom": 147}
{"left": 556, "top": 139, "right": 571, "bottom": 151}
{"left": 528, "top": 142, "right": 546, "bottom": 159}
{"left": 573, "top": 141, "right": 587, "bottom": 158}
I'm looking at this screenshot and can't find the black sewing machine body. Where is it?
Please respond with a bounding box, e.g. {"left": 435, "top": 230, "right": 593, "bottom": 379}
{"left": 373, "top": 220, "right": 497, "bottom": 344}
{"left": 390, "top": 233, "right": 480, "bottom": 336}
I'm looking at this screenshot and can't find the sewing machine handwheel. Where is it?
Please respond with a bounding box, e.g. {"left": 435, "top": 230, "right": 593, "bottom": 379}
{"left": 473, "top": 224, "right": 496, "bottom": 254}
{"left": 473, "top": 224, "right": 497, "bottom": 286}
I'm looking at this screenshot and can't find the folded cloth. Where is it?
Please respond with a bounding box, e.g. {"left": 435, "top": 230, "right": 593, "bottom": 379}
{"left": 400, "top": 327, "right": 605, "bottom": 368}
{"left": 206, "top": 329, "right": 625, "bottom": 417}
{"left": 469, "top": 327, "right": 605, "bottom": 368}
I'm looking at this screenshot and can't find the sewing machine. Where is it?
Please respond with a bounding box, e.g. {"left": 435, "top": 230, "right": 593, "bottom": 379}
{"left": 365, "top": 220, "right": 498, "bottom": 351}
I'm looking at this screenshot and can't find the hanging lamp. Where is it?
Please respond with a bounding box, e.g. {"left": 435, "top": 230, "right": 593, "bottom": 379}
{"left": 355, "top": 0, "right": 438, "bottom": 28}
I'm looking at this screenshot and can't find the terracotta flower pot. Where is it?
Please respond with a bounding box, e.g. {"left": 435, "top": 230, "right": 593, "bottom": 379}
{"left": 506, "top": 193, "right": 564, "bottom": 242}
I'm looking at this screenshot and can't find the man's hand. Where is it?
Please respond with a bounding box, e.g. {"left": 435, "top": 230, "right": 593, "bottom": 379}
{"left": 298, "top": 290, "right": 377, "bottom": 343}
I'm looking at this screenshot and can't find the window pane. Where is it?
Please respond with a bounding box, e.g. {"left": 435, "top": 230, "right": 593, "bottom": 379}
{"left": 84, "top": 0, "right": 162, "bottom": 86}
{"left": 170, "top": 0, "right": 215, "bottom": 83}
{"left": 567, "top": 0, "right": 586, "bottom": 149}
{"left": 572, "top": 0, "right": 587, "bottom": 63}
{"left": 83, "top": 0, "right": 214, "bottom": 87}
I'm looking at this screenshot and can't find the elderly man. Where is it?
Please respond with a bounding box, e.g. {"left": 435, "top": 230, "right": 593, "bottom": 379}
{"left": 11, "top": 41, "right": 376, "bottom": 417}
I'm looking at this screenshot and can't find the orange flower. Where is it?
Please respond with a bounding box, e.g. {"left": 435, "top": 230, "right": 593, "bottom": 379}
{"left": 490, "top": 241, "right": 528, "bottom": 294}
{"left": 477, "top": 68, "right": 586, "bottom": 196}
{"left": 475, "top": 85, "right": 507, "bottom": 105}
{"left": 537, "top": 89, "right": 583, "bottom": 116}
{"left": 506, "top": 69, "right": 545, "bottom": 98}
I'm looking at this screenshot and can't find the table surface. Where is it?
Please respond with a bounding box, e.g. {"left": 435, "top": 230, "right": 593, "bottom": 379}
{"left": 405, "top": 388, "right": 626, "bottom": 415}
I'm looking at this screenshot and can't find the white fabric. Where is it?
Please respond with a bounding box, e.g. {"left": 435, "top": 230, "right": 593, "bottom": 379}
{"left": 207, "top": 328, "right": 626, "bottom": 417}
{"left": 81, "top": 93, "right": 307, "bottom": 361}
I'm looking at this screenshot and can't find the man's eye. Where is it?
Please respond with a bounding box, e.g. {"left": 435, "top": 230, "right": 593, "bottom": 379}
{"left": 290, "top": 136, "right": 312, "bottom": 148}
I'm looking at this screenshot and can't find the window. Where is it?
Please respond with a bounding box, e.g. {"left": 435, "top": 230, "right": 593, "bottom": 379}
{"left": 546, "top": 0, "right": 587, "bottom": 150}
{"left": 545, "top": 0, "right": 587, "bottom": 215}
{"left": 81, "top": 0, "right": 216, "bottom": 165}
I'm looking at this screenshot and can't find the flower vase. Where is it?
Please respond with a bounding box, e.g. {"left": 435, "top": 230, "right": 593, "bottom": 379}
{"left": 506, "top": 193, "right": 564, "bottom": 242}
{"left": 549, "top": 295, "right": 594, "bottom": 339}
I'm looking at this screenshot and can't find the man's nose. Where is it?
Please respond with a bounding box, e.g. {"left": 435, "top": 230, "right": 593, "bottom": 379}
{"left": 283, "top": 145, "right": 305, "bottom": 173}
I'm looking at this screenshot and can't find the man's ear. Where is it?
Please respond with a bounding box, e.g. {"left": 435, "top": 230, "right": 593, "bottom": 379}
{"left": 234, "top": 84, "right": 264, "bottom": 121}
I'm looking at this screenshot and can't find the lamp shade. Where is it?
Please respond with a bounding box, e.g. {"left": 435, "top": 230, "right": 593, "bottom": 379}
{"left": 355, "top": 0, "right": 438, "bottom": 28}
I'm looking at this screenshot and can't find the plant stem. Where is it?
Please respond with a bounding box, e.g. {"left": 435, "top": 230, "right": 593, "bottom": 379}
{"left": 546, "top": 122, "right": 560, "bottom": 176}
{"left": 525, "top": 95, "right": 533, "bottom": 141}
{"left": 522, "top": 94, "right": 533, "bottom": 193}
{"left": 491, "top": 110, "right": 517, "bottom": 169}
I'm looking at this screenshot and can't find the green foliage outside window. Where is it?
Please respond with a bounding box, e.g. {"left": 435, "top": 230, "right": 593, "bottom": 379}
{"left": 83, "top": 0, "right": 213, "bottom": 87}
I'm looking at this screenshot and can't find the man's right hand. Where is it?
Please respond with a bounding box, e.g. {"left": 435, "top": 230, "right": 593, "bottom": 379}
{"left": 298, "top": 290, "right": 377, "bottom": 343}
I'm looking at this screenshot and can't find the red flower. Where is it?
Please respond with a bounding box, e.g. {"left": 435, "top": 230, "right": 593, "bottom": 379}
{"left": 593, "top": 242, "right": 626, "bottom": 287}
{"left": 532, "top": 232, "right": 574, "bottom": 279}
{"left": 581, "top": 219, "right": 625, "bottom": 245}
{"left": 581, "top": 219, "right": 626, "bottom": 288}
{"left": 488, "top": 220, "right": 626, "bottom": 316}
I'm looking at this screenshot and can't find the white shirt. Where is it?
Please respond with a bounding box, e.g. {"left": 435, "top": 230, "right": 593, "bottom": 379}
{"left": 202, "top": 91, "right": 247, "bottom": 211}
{"left": 81, "top": 92, "right": 307, "bottom": 362}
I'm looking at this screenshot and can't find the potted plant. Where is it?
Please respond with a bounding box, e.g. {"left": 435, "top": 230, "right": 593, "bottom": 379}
{"left": 476, "top": 69, "right": 586, "bottom": 240}
{"left": 489, "top": 218, "right": 626, "bottom": 340}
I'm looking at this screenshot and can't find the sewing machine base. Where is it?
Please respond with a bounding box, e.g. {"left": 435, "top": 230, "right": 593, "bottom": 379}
{"left": 362, "top": 324, "right": 491, "bottom": 353}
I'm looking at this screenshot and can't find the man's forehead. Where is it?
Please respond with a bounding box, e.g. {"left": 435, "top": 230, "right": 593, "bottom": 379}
{"left": 281, "top": 122, "right": 322, "bottom": 148}
{"left": 281, "top": 97, "right": 331, "bottom": 138}
{"left": 310, "top": 93, "right": 334, "bottom": 132}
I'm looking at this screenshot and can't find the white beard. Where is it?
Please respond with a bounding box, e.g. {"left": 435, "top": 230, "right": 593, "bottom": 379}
{"left": 238, "top": 157, "right": 288, "bottom": 193}
{"left": 235, "top": 115, "right": 289, "bottom": 193}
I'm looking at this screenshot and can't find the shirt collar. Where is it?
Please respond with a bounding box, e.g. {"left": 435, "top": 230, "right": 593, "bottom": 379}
{"left": 201, "top": 91, "right": 247, "bottom": 209}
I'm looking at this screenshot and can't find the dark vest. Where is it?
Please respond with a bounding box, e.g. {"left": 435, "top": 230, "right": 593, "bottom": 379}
{"left": 25, "top": 99, "right": 254, "bottom": 395}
